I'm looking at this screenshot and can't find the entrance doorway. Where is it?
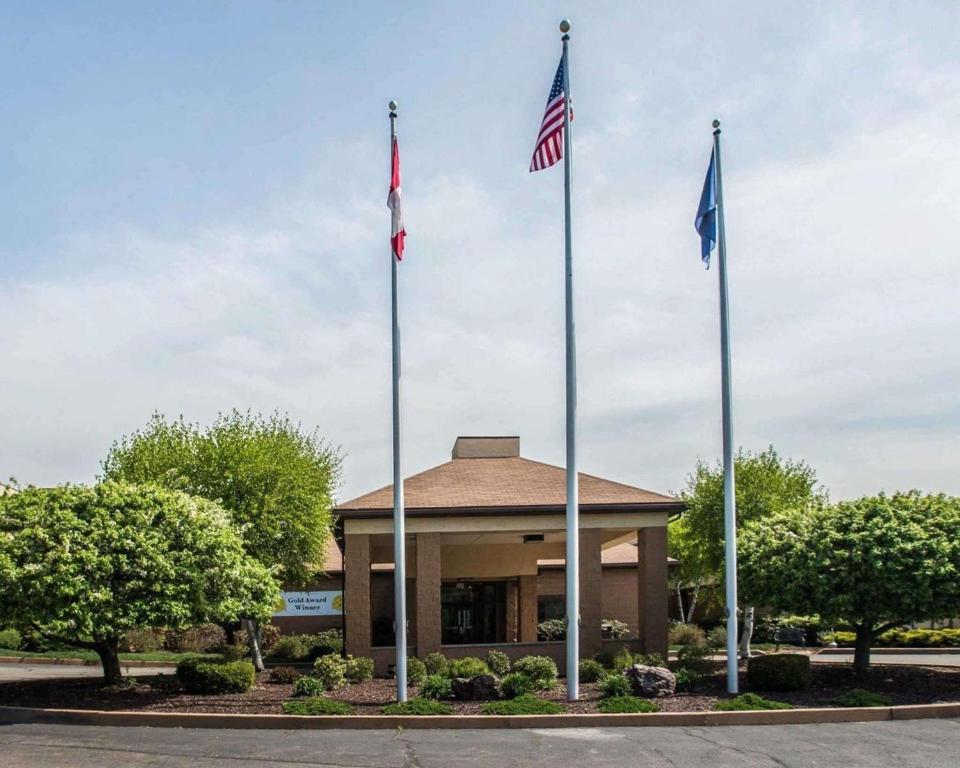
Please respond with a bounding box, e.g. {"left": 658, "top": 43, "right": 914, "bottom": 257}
{"left": 441, "top": 581, "right": 506, "bottom": 644}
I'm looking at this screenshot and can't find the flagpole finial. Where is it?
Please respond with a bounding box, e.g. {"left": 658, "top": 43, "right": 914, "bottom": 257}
{"left": 389, "top": 100, "right": 398, "bottom": 116}
{"left": 713, "top": 118, "right": 721, "bottom": 135}
{"left": 559, "top": 18, "right": 571, "bottom": 35}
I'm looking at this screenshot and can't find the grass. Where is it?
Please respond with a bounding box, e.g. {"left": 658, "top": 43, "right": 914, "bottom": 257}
{"left": 282, "top": 697, "right": 353, "bottom": 715}
{"left": 480, "top": 694, "right": 564, "bottom": 715}
{"left": 382, "top": 698, "right": 453, "bottom": 715}
{"left": 0, "top": 648, "right": 222, "bottom": 663}
{"left": 714, "top": 693, "right": 793, "bottom": 711}
{"left": 830, "top": 689, "right": 893, "bottom": 708}
{"left": 597, "top": 696, "right": 659, "bottom": 714}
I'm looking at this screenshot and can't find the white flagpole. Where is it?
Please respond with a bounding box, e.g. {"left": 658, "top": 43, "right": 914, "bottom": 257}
{"left": 389, "top": 100, "right": 408, "bottom": 702}
{"left": 713, "top": 119, "right": 739, "bottom": 695}
{"left": 559, "top": 18, "right": 579, "bottom": 702}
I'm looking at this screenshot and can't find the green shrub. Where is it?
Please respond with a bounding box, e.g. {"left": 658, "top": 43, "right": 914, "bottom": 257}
{"left": 176, "top": 659, "right": 255, "bottom": 694}
{"left": 594, "top": 651, "right": 616, "bottom": 669}
{"left": 424, "top": 651, "right": 448, "bottom": 676}
{"left": 447, "top": 656, "right": 489, "bottom": 679}
{"left": 537, "top": 618, "right": 567, "bottom": 641}
{"left": 746, "top": 653, "right": 811, "bottom": 691}
{"left": 292, "top": 675, "right": 327, "bottom": 698}
{"left": 307, "top": 629, "right": 344, "bottom": 660}
{"left": 212, "top": 643, "right": 247, "bottom": 661}
{"left": 827, "top": 631, "right": 856, "bottom": 646}
{"left": 639, "top": 652, "right": 666, "bottom": 668}
{"left": 512, "top": 655, "right": 557, "bottom": 689}
{"left": 282, "top": 696, "right": 353, "bottom": 715}
{"left": 715, "top": 693, "right": 792, "bottom": 711}
{"left": 163, "top": 624, "right": 226, "bottom": 653}
{"left": 598, "top": 673, "right": 631, "bottom": 699}
{"left": 598, "top": 696, "right": 659, "bottom": 714}
{"left": 831, "top": 688, "right": 893, "bottom": 708}
{"left": 268, "top": 665, "right": 301, "bottom": 684}
{"left": 345, "top": 656, "right": 374, "bottom": 683}
{"left": 485, "top": 649, "right": 510, "bottom": 676}
{"left": 753, "top": 615, "right": 824, "bottom": 645}
{"left": 669, "top": 622, "right": 706, "bottom": 646}
{"left": 267, "top": 634, "right": 314, "bottom": 661}
{"left": 382, "top": 697, "right": 453, "bottom": 715}
{"left": 613, "top": 648, "right": 637, "bottom": 671}
{"left": 676, "top": 644, "right": 714, "bottom": 675}
{"left": 578, "top": 658, "right": 605, "bottom": 683}
{"left": 419, "top": 674, "right": 453, "bottom": 700}
{"left": 0, "top": 628, "right": 22, "bottom": 650}
{"left": 481, "top": 694, "right": 563, "bottom": 715}
{"left": 407, "top": 656, "right": 427, "bottom": 686}
{"left": 674, "top": 667, "right": 702, "bottom": 691}
{"left": 602, "top": 618, "right": 631, "bottom": 639}
{"left": 313, "top": 653, "right": 347, "bottom": 690}
{"left": 501, "top": 672, "right": 536, "bottom": 699}
{"left": 706, "top": 625, "right": 727, "bottom": 650}
{"left": 121, "top": 627, "right": 165, "bottom": 653}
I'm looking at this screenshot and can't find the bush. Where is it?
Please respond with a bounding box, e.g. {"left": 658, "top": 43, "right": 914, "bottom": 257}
{"left": 706, "top": 625, "right": 727, "bottom": 650}
{"left": 236, "top": 623, "right": 282, "bottom": 652}
{"left": 753, "top": 615, "right": 824, "bottom": 645}
{"left": 828, "top": 628, "right": 960, "bottom": 649}
{"left": 419, "top": 674, "right": 453, "bottom": 700}
{"left": 485, "top": 649, "right": 510, "bottom": 676}
{"left": 537, "top": 618, "right": 567, "bottom": 641}
{"left": 594, "top": 651, "right": 616, "bottom": 669}
{"left": 0, "top": 628, "right": 22, "bottom": 650}
{"left": 512, "top": 655, "right": 558, "bottom": 689}
{"left": 163, "top": 624, "right": 226, "bottom": 653}
{"left": 500, "top": 672, "right": 536, "bottom": 699}
{"left": 268, "top": 666, "right": 301, "bottom": 684}
{"left": 282, "top": 697, "right": 353, "bottom": 715}
{"left": 639, "top": 652, "right": 666, "bottom": 668}
{"left": 382, "top": 697, "right": 453, "bottom": 715}
{"left": 267, "top": 634, "right": 314, "bottom": 662}
{"left": 481, "top": 694, "right": 563, "bottom": 715}
{"left": 424, "top": 651, "right": 448, "bottom": 676}
{"left": 746, "top": 653, "right": 811, "bottom": 692}
{"left": 669, "top": 622, "right": 706, "bottom": 646}
{"left": 407, "top": 656, "right": 427, "bottom": 686}
{"left": 598, "top": 696, "right": 659, "bottom": 714}
{"left": 313, "top": 654, "right": 347, "bottom": 690}
{"left": 307, "top": 629, "right": 344, "bottom": 660}
{"left": 676, "top": 644, "right": 714, "bottom": 675}
{"left": 578, "top": 658, "right": 605, "bottom": 683}
{"left": 211, "top": 642, "right": 247, "bottom": 661}
{"left": 345, "top": 656, "right": 374, "bottom": 683}
{"left": 292, "top": 675, "right": 327, "bottom": 698}
{"left": 176, "top": 659, "right": 255, "bottom": 694}
{"left": 674, "top": 667, "right": 702, "bottom": 691}
{"left": 831, "top": 688, "right": 893, "bottom": 708}
{"left": 598, "top": 673, "right": 631, "bottom": 699}
{"left": 715, "top": 693, "right": 792, "bottom": 711}
{"left": 602, "top": 619, "right": 630, "bottom": 639}
{"left": 121, "top": 627, "right": 165, "bottom": 653}
{"left": 447, "top": 656, "right": 489, "bottom": 679}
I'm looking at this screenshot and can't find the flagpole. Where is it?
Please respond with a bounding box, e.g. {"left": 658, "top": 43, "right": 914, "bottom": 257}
{"left": 713, "top": 119, "right": 739, "bottom": 695}
{"left": 559, "top": 18, "right": 579, "bottom": 702}
{"left": 389, "top": 100, "right": 408, "bottom": 702}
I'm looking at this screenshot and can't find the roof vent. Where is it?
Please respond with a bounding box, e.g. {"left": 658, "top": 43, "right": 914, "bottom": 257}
{"left": 452, "top": 436, "right": 520, "bottom": 459}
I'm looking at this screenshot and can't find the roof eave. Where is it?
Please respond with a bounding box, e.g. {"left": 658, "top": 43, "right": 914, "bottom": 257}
{"left": 335, "top": 500, "right": 685, "bottom": 520}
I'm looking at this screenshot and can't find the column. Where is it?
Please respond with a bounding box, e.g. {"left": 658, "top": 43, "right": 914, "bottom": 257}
{"left": 518, "top": 574, "right": 538, "bottom": 643}
{"left": 637, "top": 526, "right": 668, "bottom": 657}
{"left": 344, "top": 533, "right": 371, "bottom": 658}
{"left": 505, "top": 580, "right": 519, "bottom": 643}
{"left": 579, "top": 528, "right": 603, "bottom": 658}
{"left": 415, "top": 532, "right": 442, "bottom": 657}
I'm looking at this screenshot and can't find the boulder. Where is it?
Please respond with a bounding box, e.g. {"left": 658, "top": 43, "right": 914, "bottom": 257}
{"left": 626, "top": 665, "right": 676, "bottom": 697}
{"left": 451, "top": 673, "right": 501, "bottom": 701}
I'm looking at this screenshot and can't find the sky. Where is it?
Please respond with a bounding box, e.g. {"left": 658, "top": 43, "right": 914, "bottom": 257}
{"left": 1, "top": 1, "right": 958, "bottom": 503}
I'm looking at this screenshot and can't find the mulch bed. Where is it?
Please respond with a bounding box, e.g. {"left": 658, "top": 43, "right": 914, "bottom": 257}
{"left": 1, "top": 663, "right": 959, "bottom": 715}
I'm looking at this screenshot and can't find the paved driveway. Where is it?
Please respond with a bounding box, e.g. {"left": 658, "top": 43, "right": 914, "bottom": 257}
{"left": 0, "top": 664, "right": 173, "bottom": 682}
{"left": 1, "top": 720, "right": 958, "bottom": 768}
{"left": 812, "top": 651, "right": 960, "bottom": 667}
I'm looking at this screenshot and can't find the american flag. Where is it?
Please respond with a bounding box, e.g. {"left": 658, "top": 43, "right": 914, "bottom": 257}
{"left": 529, "top": 57, "right": 569, "bottom": 172}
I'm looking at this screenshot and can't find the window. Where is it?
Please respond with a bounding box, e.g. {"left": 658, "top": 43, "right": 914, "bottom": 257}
{"left": 537, "top": 595, "right": 564, "bottom": 623}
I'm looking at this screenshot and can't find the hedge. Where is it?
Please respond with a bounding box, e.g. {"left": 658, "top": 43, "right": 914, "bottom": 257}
{"left": 829, "top": 628, "right": 960, "bottom": 648}
{"left": 746, "top": 654, "right": 811, "bottom": 692}
{"left": 176, "top": 659, "right": 255, "bottom": 694}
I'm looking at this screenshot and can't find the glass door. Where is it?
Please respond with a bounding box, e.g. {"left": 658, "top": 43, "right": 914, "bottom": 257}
{"left": 441, "top": 581, "right": 506, "bottom": 644}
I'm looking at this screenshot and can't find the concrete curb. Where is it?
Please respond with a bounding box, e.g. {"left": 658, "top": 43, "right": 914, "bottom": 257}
{"left": 816, "top": 648, "right": 960, "bottom": 656}
{"left": 1, "top": 702, "right": 959, "bottom": 730}
{"left": 0, "top": 656, "right": 179, "bottom": 668}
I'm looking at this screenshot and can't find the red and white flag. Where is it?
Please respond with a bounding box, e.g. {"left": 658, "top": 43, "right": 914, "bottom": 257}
{"left": 388, "top": 138, "right": 405, "bottom": 261}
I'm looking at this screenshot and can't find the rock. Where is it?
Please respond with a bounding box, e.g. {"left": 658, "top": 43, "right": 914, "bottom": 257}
{"left": 626, "top": 665, "right": 676, "bottom": 697}
{"left": 451, "top": 673, "right": 501, "bottom": 701}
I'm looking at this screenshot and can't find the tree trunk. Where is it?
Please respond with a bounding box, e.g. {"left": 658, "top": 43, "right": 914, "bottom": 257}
{"left": 95, "top": 638, "right": 123, "bottom": 684}
{"left": 242, "top": 617, "right": 265, "bottom": 672}
{"left": 739, "top": 605, "right": 755, "bottom": 658}
{"left": 222, "top": 622, "right": 238, "bottom": 646}
{"left": 853, "top": 625, "right": 872, "bottom": 673}
{"left": 675, "top": 583, "right": 686, "bottom": 624}
{"left": 687, "top": 582, "right": 701, "bottom": 624}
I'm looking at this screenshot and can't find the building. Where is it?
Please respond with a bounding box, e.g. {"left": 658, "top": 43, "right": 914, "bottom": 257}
{"left": 273, "top": 436, "right": 681, "bottom": 674}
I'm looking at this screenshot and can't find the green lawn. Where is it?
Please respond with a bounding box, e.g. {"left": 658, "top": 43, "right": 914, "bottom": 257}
{"left": 0, "top": 647, "right": 222, "bottom": 663}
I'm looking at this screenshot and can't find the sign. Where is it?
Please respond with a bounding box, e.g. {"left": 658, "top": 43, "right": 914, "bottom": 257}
{"left": 273, "top": 591, "right": 343, "bottom": 617}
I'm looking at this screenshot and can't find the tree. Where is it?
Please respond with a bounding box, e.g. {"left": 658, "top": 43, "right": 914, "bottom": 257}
{"left": 101, "top": 410, "right": 342, "bottom": 667}
{"left": 740, "top": 491, "right": 960, "bottom": 672}
{"left": 0, "top": 482, "right": 278, "bottom": 683}
{"left": 675, "top": 447, "right": 826, "bottom": 651}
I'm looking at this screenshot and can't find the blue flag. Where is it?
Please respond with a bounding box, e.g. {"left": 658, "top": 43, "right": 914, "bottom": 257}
{"left": 695, "top": 149, "right": 717, "bottom": 268}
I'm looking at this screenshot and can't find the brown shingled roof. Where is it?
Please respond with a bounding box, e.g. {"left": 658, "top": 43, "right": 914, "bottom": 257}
{"left": 336, "top": 455, "right": 677, "bottom": 514}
